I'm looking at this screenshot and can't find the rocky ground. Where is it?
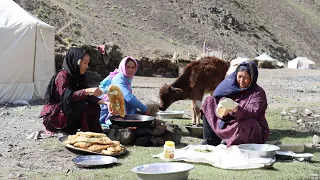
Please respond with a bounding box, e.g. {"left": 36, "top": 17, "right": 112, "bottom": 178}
{"left": 0, "top": 68, "right": 320, "bottom": 179}
{"left": 14, "top": 0, "right": 320, "bottom": 63}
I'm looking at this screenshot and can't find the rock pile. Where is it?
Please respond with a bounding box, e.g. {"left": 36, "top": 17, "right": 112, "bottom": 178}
{"left": 280, "top": 108, "right": 320, "bottom": 133}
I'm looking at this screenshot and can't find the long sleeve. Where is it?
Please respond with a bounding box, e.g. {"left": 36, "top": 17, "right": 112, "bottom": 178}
{"left": 112, "top": 74, "right": 148, "bottom": 113}
{"left": 232, "top": 87, "right": 267, "bottom": 119}
{"left": 55, "top": 70, "right": 87, "bottom": 102}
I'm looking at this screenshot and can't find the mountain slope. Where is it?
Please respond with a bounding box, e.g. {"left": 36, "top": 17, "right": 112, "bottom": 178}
{"left": 15, "top": 0, "right": 320, "bottom": 63}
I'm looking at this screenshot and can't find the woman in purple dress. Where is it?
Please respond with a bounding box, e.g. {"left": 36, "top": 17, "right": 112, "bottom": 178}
{"left": 201, "top": 61, "right": 270, "bottom": 147}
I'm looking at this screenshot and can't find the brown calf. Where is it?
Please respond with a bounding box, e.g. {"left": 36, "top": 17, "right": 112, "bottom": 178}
{"left": 159, "top": 56, "right": 229, "bottom": 125}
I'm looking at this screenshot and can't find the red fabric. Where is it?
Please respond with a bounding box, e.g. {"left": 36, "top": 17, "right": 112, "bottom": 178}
{"left": 201, "top": 85, "right": 270, "bottom": 147}
{"left": 40, "top": 70, "right": 102, "bottom": 133}
{"left": 98, "top": 44, "right": 105, "bottom": 55}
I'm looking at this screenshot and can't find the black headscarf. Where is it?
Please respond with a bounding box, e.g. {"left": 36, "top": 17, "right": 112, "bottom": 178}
{"left": 44, "top": 47, "right": 88, "bottom": 133}
{"left": 44, "top": 47, "right": 88, "bottom": 103}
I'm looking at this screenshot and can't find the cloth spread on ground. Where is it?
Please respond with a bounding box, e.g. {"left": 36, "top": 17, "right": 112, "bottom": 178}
{"left": 153, "top": 144, "right": 275, "bottom": 170}
{"left": 26, "top": 130, "right": 67, "bottom": 140}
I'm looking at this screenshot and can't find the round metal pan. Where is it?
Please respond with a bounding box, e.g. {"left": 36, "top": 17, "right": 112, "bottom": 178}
{"left": 72, "top": 155, "right": 117, "bottom": 168}
{"left": 109, "top": 114, "right": 155, "bottom": 128}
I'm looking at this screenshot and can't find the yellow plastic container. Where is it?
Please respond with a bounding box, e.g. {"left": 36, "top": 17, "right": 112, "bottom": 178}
{"left": 163, "top": 141, "right": 175, "bottom": 160}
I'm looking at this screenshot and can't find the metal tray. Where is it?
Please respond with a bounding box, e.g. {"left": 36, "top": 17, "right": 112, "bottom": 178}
{"left": 59, "top": 135, "right": 126, "bottom": 156}
{"left": 72, "top": 155, "right": 117, "bottom": 168}
{"left": 109, "top": 114, "right": 155, "bottom": 127}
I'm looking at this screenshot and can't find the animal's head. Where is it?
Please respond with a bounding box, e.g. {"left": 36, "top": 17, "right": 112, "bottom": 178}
{"left": 158, "top": 84, "right": 183, "bottom": 111}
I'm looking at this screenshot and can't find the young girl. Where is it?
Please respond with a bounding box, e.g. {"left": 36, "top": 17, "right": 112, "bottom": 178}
{"left": 99, "top": 56, "right": 151, "bottom": 126}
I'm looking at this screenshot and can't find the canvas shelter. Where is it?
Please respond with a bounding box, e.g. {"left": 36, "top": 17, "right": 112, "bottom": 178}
{"left": 0, "top": 0, "right": 55, "bottom": 103}
{"left": 288, "top": 57, "right": 316, "bottom": 69}
{"left": 254, "top": 53, "right": 278, "bottom": 66}
{"left": 226, "top": 57, "right": 250, "bottom": 75}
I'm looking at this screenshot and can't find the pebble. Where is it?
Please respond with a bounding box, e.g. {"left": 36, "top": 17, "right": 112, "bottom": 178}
{"left": 297, "top": 119, "right": 303, "bottom": 123}
{"left": 313, "top": 135, "right": 320, "bottom": 145}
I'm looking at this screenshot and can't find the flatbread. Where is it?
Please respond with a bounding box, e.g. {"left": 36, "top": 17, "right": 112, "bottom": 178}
{"left": 216, "top": 98, "right": 238, "bottom": 118}
{"left": 87, "top": 137, "right": 113, "bottom": 145}
{"left": 73, "top": 142, "right": 92, "bottom": 149}
{"left": 76, "top": 132, "right": 107, "bottom": 138}
{"left": 218, "top": 98, "right": 238, "bottom": 109}
{"left": 65, "top": 135, "right": 78, "bottom": 145}
{"left": 108, "top": 85, "right": 125, "bottom": 118}
{"left": 86, "top": 144, "right": 113, "bottom": 152}
{"left": 107, "top": 145, "right": 122, "bottom": 152}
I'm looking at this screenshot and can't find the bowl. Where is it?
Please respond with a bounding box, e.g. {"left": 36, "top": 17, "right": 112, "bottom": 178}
{"left": 238, "top": 144, "right": 280, "bottom": 159}
{"left": 157, "top": 111, "right": 185, "bottom": 119}
{"left": 132, "top": 162, "right": 194, "bottom": 180}
{"left": 185, "top": 125, "right": 203, "bottom": 138}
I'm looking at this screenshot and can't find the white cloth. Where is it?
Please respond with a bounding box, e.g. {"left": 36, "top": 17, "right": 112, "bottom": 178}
{"left": 153, "top": 144, "right": 275, "bottom": 170}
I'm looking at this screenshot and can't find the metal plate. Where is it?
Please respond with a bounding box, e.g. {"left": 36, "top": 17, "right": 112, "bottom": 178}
{"left": 72, "top": 155, "right": 117, "bottom": 168}
{"left": 109, "top": 114, "right": 155, "bottom": 127}
{"left": 59, "top": 135, "right": 126, "bottom": 156}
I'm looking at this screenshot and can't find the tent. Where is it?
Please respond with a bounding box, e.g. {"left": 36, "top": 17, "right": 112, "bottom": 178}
{"left": 0, "top": 0, "right": 55, "bottom": 103}
{"left": 288, "top": 57, "right": 316, "bottom": 69}
{"left": 226, "top": 57, "right": 250, "bottom": 75}
{"left": 254, "top": 53, "right": 278, "bottom": 66}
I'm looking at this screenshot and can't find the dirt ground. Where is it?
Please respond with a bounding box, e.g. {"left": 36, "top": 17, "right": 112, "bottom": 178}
{"left": 0, "top": 68, "right": 320, "bottom": 179}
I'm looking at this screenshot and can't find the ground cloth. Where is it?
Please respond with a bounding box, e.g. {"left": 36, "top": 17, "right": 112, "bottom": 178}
{"left": 154, "top": 144, "right": 275, "bottom": 170}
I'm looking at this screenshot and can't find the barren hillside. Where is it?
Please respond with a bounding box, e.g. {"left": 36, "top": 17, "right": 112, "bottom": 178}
{"left": 15, "top": 0, "right": 320, "bottom": 63}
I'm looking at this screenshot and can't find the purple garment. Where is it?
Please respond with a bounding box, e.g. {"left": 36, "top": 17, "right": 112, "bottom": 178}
{"left": 201, "top": 85, "right": 270, "bottom": 147}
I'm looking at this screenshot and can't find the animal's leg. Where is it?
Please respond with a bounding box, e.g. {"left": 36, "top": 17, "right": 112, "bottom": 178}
{"left": 195, "top": 100, "right": 202, "bottom": 125}
{"left": 191, "top": 101, "right": 196, "bottom": 125}
{"left": 191, "top": 99, "right": 202, "bottom": 125}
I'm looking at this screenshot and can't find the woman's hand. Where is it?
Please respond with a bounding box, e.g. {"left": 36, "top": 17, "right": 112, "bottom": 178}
{"left": 144, "top": 109, "right": 152, "bottom": 116}
{"left": 107, "top": 102, "right": 117, "bottom": 115}
{"left": 216, "top": 107, "right": 234, "bottom": 118}
{"left": 85, "top": 87, "right": 103, "bottom": 96}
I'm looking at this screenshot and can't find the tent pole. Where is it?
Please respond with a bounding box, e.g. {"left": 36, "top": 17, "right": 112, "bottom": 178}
{"left": 32, "top": 23, "right": 38, "bottom": 83}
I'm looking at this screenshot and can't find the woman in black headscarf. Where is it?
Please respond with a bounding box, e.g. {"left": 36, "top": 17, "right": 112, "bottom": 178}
{"left": 40, "top": 47, "right": 108, "bottom": 134}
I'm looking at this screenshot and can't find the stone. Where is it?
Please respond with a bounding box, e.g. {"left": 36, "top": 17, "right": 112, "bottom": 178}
{"left": 297, "top": 119, "right": 303, "bottom": 123}
{"left": 290, "top": 116, "right": 298, "bottom": 121}
{"left": 290, "top": 109, "right": 297, "bottom": 114}
{"left": 280, "top": 109, "right": 287, "bottom": 116}
{"left": 313, "top": 135, "right": 320, "bottom": 145}
{"left": 304, "top": 109, "right": 312, "bottom": 116}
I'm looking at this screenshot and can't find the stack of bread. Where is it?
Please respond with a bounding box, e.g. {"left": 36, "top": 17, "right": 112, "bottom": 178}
{"left": 64, "top": 132, "right": 124, "bottom": 155}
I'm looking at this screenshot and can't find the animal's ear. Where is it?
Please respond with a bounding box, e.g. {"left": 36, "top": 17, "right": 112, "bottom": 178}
{"left": 170, "top": 86, "right": 183, "bottom": 94}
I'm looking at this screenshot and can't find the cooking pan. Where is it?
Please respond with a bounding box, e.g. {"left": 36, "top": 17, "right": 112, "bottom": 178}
{"left": 109, "top": 114, "right": 155, "bottom": 128}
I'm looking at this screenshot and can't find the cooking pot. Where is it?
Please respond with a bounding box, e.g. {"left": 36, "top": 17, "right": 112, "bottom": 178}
{"left": 109, "top": 114, "right": 155, "bottom": 128}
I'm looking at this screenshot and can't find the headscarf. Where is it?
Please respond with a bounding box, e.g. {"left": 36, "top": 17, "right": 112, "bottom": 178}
{"left": 108, "top": 56, "right": 138, "bottom": 79}
{"left": 213, "top": 61, "right": 258, "bottom": 99}
{"left": 44, "top": 47, "right": 88, "bottom": 103}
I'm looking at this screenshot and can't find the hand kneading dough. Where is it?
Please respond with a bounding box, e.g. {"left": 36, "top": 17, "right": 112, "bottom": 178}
{"left": 216, "top": 98, "right": 238, "bottom": 117}
{"left": 108, "top": 85, "right": 126, "bottom": 118}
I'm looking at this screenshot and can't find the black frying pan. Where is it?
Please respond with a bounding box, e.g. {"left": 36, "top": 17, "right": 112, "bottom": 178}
{"left": 109, "top": 114, "right": 155, "bottom": 128}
